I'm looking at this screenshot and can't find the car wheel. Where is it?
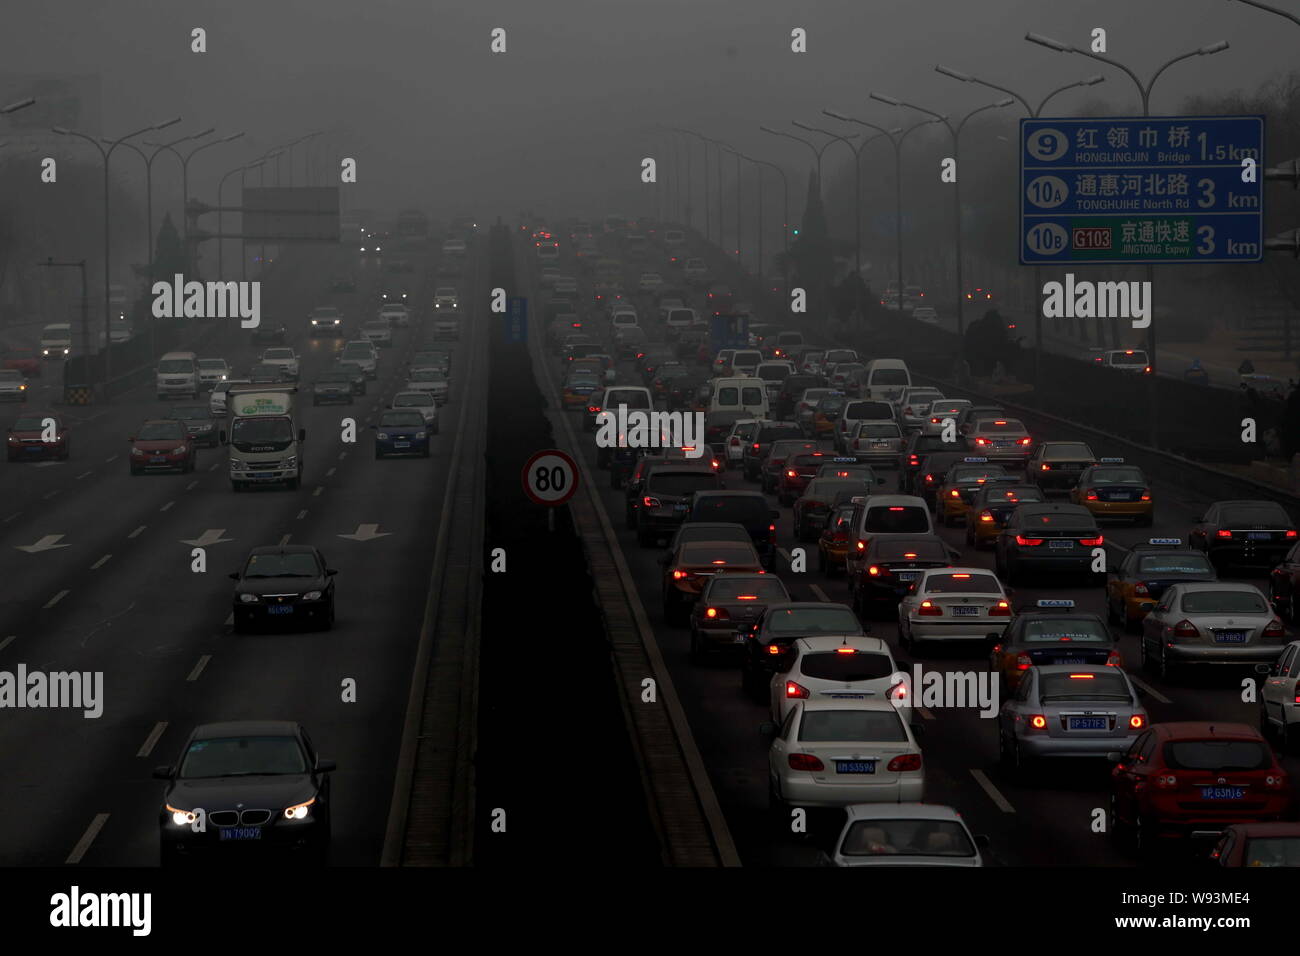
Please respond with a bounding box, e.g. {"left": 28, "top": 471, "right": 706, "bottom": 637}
{"left": 1139, "top": 636, "right": 1156, "bottom": 674}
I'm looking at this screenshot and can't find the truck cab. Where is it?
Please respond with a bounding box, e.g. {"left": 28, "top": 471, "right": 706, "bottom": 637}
{"left": 220, "top": 386, "right": 305, "bottom": 491}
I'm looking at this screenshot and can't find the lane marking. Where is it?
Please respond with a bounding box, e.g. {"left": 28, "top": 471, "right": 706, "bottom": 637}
{"left": 160, "top": 501, "right": 175, "bottom": 512}
{"left": 75, "top": 470, "right": 92, "bottom": 480}
{"left": 970, "top": 768, "right": 1016, "bottom": 813}
{"left": 128, "top": 525, "right": 146, "bottom": 539}
{"left": 42, "top": 490, "right": 58, "bottom": 500}
{"left": 185, "top": 480, "right": 198, "bottom": 491}
{"left": 1129, "top": 673, "right": 1172, "bottom": 705}
{"left": 0, "top": 635, "right": 15, "bottom": 652}
{"left": 104, "top": 455, "right": 118, "bottom": 463}
{"left": 337, "top": 452, "right": 347, "bottom": 461}
{"left": 313, "top": 486, "right": 323, "bottom": 496}
{"left": 43, "top": 589, "right": 69, "bottom": 609}
{"left": 3, "top": 513, "right": 19, "bottom": 523}
{"left": 325, "top": 467, "right": 336, "bottom": 477}
{"left": 208, "top": 462, "right": 219, "bottom": 472}
{"left": 90, "top": 554, "right": 111, "bottom": 570}
{"left": 777, "top": 547, "right": 791, "bottom": 563}
{"left": 137, "top": 721, "right": 168, "bottom": 758}
{"left": 278, "top": 533, "right": 291, "bottom": 546}
{"left": 296, "top": 509, "right": 307, "bottom": 520}
{"left": 224, "top": 613, "right": 233, "bottom": 626}
{"left": 65, "top": 813, "right": 110, "bottom": 864}
{"left": 810, "top": 584, "right": 830, "bottom": 603}
{"left": 186, "top": 655, "right": 211, "bottom": 682}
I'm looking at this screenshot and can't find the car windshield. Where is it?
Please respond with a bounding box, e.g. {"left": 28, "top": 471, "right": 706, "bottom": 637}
{"left": 12, "top": 417, "right": 49, "bottom": 430}
{"left": 317, "top": 372, "right": 351, "bottom": 383}
{"left": 1020, "top": 511, "right": 1094, "bottom": 531}
{"left": 137, "top": 422, "right": 185, "bottom": 440}
{"left": 924, "top": 573, "right": 1001, "bottom": 594}
{"left": 824, "top": 351, "right": 856, "bottom": 364}
{"left": 798, "top": 709, "right": 907, "bottom": 742}
{"left": 865, "top": 506, "right": 929, "bottom": 534}
{"left": 313, "top": 308, "right": 338, "bottom": 317}
{"left": 680, "top": 543, "right": 757, "bottom": 566}
{"left": 231, "top": 418, "right": 293, "bottom": 442}
{"left": 951, "top": 467, "right": 1008, "bottom": 483}
{"left": 799, "top": 650, "right": 893, "bottom": 682}
{"left": 380, "top": 411, "right": 424, "bottom": 427}
{"left": 840, "top": 819, "right": 975, "bottom": 858}
{"left": 846, "top": 402, "right": 891, "bottom": 419}
{"left": 758, "top": 366, "right": 791, "bottom": 381}
{"left": 648, "top": 472, "right": 718, "bottom": 496}
{"left": 1137, "top": 554, "right": 1213, "bottom": 575}
{"left": 767, "top": 607, "right": 861, "bottom": 635}
{"left": 198, "top": 360, "right": 226, "bottom": 369}
{"left": 342, "top": 345, "right": 373, "bottom": 358}
{"left": 977, "top": 421, "right": 1026, "bottom": 433}
{"left": 856, "top": 423, "right": 901, "bottom": 438}
{"left": 179, "top": 735, "right": 307, "bottom": 778}
{"left": 1164, "top": 740, "right": 1272, "bottom": 771}
{"left": 607, "top": 391, "right": 651, "bottom": 410}
{"left": 411, "top": 369, "right": 447, "bottom": 382}
{"left": 1179, "top": 590, "right": 1268, "bottom": 614}
{"left": 869, "top": 368, "right": 909, "bottom": 385}
{"left": 931, "top": 403, "right": 970, "bottom": 415}
{"left": 1112, "top": 350, "right": 1148, "bottom": 363}
{"left": 818, "top": 397, "right": 846, "bottom": 414}
{"left": 1220, "top": 506, "right": 1290, "bottom": 526}
{"left": 0, "top": 371, "right": 22, "bottom": 382}
{"left": 1090, "top": 467, "right": 1145, "bottom": 484}
{"left": 820, "top": 465, "right": 875, "bottom": 480}
{"left": 264, "top": 349, "right": 293, "bottom": 359}
{"left": 707, "top": 577, "right": 789, "bottom": 602}
{"left": 243, "top": 552, "right": 320, "bottom": 578}
{"left": 158, "top": 359, "right": 193, "bottom": 373}
{"left": 1045, "top": 443, "right": 1093, "bottom": 459}
{"left": 364, "top": 321, "right": 388, "bottom": 329}
{"left": 1021, "top": 618, "right": 1111, "bottom": 642}
{"left": 1039, "top": 672, "right": 1130, "bottom": 700}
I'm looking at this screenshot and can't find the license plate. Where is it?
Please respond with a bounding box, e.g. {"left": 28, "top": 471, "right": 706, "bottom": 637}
{"left": 1248, "top": 532, "right": 1273, "bottom": 540}
{"left": 267, "top": 605, "right": 294, "bottom": 615}
{"left": 1049, "top": 540, "right": 1073, "bottom": 549}
{"left": 151, "top": 457, "right": 166, "bottom": 463}
{"left": 995, "top": 441, "right": 1012, "bottom": 448}
{"left": 249, "top": 472, "right": 272, "bottom": 479}
{"left": 732, "top": 634, "right": 747, "bottom": 644}
{"left": 1214, "top": 631, "right": 1248, "bottom": 644}
{"left": 952, "top": 606, "right": 979, "bottom": 616}
{"left": 896, "top": 571, "right": 919, "bottom": 581}
{"left": 1067, "top": 716, "right": 1108, "bottom": 730}
{"left": 1055, "top": 658, "right": 1086, "bottom": 665}
{"left": 1110, "top": 492, "right": 1134, "bottom": 501}
{"left": 395, "top": 442, "right": 410, "bottom": 448}
{"left": 828, "top": 693, "right": 867, "bottom": 700}
{"left": 871, "top": 441, "right": 890, "bottom": 448}
{"left": 218, "top": 827, "right": 263, "bottom": 840}
{"left": 1201, "top": 786, "right": 1246, "bottom": 800}
{"left": 835, "top": 760, "right": 876, "bottom": 774}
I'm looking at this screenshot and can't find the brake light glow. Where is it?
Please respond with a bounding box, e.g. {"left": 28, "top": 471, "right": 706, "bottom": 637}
{"left": 1106, "top": 650, "right": 1122, "bottom": 667}
{"left": 835, "top": 647, "right": 857, "bottom": 655}
{"left": 1216, "top": 529, "right": 1232, "bottom": 538}
{"left": 785, "top": 681, "right": 810, "bottom": 699}
{"left": 889, "top": 506, "right": 905, "bottom": 511}
{"left": 1079, "top": 536, "right": 1104, "bottom": 546}
{"left": 1028, "top": 715, "right": 1047, "bottom": 730}
{"left": 788, "top": 753, "right": 824, "bottom": 772}
{"left": 1015, "top": 536, "right": 1044, "bottom": 546}
{"left": 1133, "top": 582, "right": 1149, "bottom": 596}
{"left": 990, "top": 600, "right": 1011, "bottom": 616}
{"left": 918, "top": 601, "right": 942, "bottom": 616}
{"left": 979, "top": 511, "right": 994, "bottom": 523}
{"left": 1016, "top": 653, "right": 1032, "bottom": 671}
{"left": 868, "top": 565, "right": 882, "bottom": 576}
{"left": 887, "top": 754, "right": 922, "bottom": 772}
{"left": 1129, "top": 715, "right": 1145, "bottom": 729}
{"left": 1289, "top": 530, "right": 1298, "bottom": 539}
{"left": 950, "top": 489, "right": 961, "bottom": 498}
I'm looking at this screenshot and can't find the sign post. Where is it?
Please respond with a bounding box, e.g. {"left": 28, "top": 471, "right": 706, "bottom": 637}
{"left": 522, "top": 449, "right": 578, "bottom": 531}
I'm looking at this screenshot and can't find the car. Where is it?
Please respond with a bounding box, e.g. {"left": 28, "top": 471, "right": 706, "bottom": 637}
{"left": 913, "top": 450, "right": 976, "bottom": 507}
{"left": 688, "top": 571, "right": 792, "bottom": 662}
{"left": 851, "top": 535, "right": 955, "bottom": 619}
{"left": 738, "top": 602, "right": 865, "bottom": 700}
{"left": 249, "top": 364, "right": 284, "bottom": 386}
{"left": 433, "top": 287, "right": 459, "bottom": 310}
{"left": 911, "top": 307, "right": 940, "bottom": 326}
{"left": 1108, "top": 540, "right": 1216, "bottom": 632}
{"left": 39, "top": 323, "right": 72, "bottom": 358}
{"left": 1191, "top": 499, "right": 1298, "bottom": 574}
{"left": 1028, "top": 441, "right": 1097, "bottom": 492}
{"left": 794, "top": 388, "right": 840, "bottom": 434}
{"left": 251, "top": 321, "right": 288, "bottom": 345}
{"left": 661, "top": 539, "right": 765, "bottom": 625}
{"left": 900, "top": 435, "right": 959, "bottom": 496}
{"left": 966, "top": 417, "right": 1033, "bottom": 464}
{"left": 965, "top": 482, "right": 1045, "bottom": 549}
{"left": 686, "top": 490, "right": 779, "bottom": 569}
{"left": 329, "top": 362, "right": 366, "bottom": 396}
{"left": 109, "top": 316, "right": 135, "bottom": 343}
{"left": 562, "top": 371, "right": 603, "bottom": 411}
{"left": 935, "top": 460, "right": 1015, "bottom": 527}
{"left": 7, "top": 412, "right": 68, "bottom": 461}
{"left": 819, "top": 804, "right": 985, "bottom": 867}
{"left": 765, "top": 699, "right": 925, "bottom": 811}
{"left": 1139, "top": 581, "right": 1286, "bottom": 681}
{"left": 712, "top": 416, "right": 758, "bottom": 469}
{"left": 361, "top": 318, "right": 393, "bottom": 348}
{"left": 954, "top": 404, "right": 1007, "bottom": 440}
{"left": 847, "top": 420, "right": 905, "bottom": 465}
{"left": 834, "top": 400, "right": 895, "bottom": 454}
{"left": 815, "top": 459, "right": 884, "bottom": 485}
{"left": 379, "top": 303, "right": 410, "bottom": 328}
{"left": 1210, "top": 822, "right": 1300, "bottom": 866}
{"left": 432, "top": 310, "right": 461, "bottom": 341}
{"left": 371, "top": 408, "right": 431, "bottom": 459}
{"left": 309, "top": 306, "right": 344, "bottom": 336}
{"left": 410, "top": 349, "right": 453, "bottom": 377}
{"left": 998, "top": 665, "right": 1146, "bottom": 778}
{"left": 311, "top": 370, "right": 356, "bottom": 406}
{"left": 990, "top": 600, "right": 1120, "bottom": 694}
{"left": 758, "top": 438, "right": 819, "bottom": 494}
{"left": 742, "top": 422, "right": 806, "bottom": 482}
{"left": 777, "top": 450, "right": 835, "bottom": 505}
{"left": 260, "top": 347, "right": 300, "bottom": 381}
{"left": 919, "top": 400, "right": 973, "bottom": 437}
{"left": 683, "top": 257, "right": 708, "bottom": 284}
{"left": 209, "top": 378, "right": 251, "bottom": 415}
{"left": 390, "top": 391, "right": 439, "bottom": 430}
{"left": 197, "top": 358, "right": 231, "bottom": 386}
{"left": 1098, "top": 348, "right": 1152, "bottom": 373}
{"left": 405, "top": 368, "right": 450, "bottom": 405}
{"left": 894, "top": 387, "right": 945, "bottom": 430}
{"left": 638, "top": 272, "right": 664, "bottom": 292}
{"left": 339, "top": 341, "right": 378, "bottom": 379}
{"left": 897, "top": 567, "right": 1012, "bottom": 655}
{"left": 816, "top": 502, "right": 858, "bottom": 577}
{"left": 637, "top": 464, "right": 724, "bottom": 548}
{"left": 994, "top": 503, "right": 1104, "bottom": 586}
{"left": 770, "top": 635, "right": 908, "bottom": 725}
{"left": 3, "top": 347, "right": 41, "bottom": 379}
{"left": 170, "top": 404, "right": 220, "bottom": 448}
{"left": 155, "top": 720, "right": 335, "bottom": 866}
{"left": 1069, "top": 460, "right": 1153, "bottom": 524}
{"left": 793, "top": 477, "right": 875, "bottom": 542}
{"left": 843, "top": 494, "right": 935, "bottom": 581}
{"left": 0, "top": 369, "right": 29, "bottom": 402}
{"left": 129, "top": 418, "right": 196, "bottom": 474}
{"left": 229, "top": 545, "right": 336, "bottom": 633}
{"left": 1109, "top": 722, "right": 1291, "bottom": 855}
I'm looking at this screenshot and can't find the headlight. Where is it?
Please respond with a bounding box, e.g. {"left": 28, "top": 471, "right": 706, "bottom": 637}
{"left": 283, "top": 798, "right": 315, "bottom": 820}
{"left": 303, "top": 590, "right": 323, "bottom": 601}
{"left": 63, "top": 348, "right": 69, "bottom": 355}
{"left": 239, "top": 593, "right": 260, "bottom": 604}
{"left": 284, "top": 456, "right": 297, "bottom": 469}
{"left": 42, "top": 349, "right": 49, "bottom": 356}
{"left": 131, "top": 447, "right": 146, "bottom": 456}
{"left": 167, "top": 805, "right": 196, "bottom": 827}
{"left": 377, "top": 432, "right": 389, "bottom": 440}
{"left": 173, "top": 446, "right": 188, "bottom": 454}
{"left": 230, "top": 459, "right": 248, "bottom": 471}
{"left": 416, "top": 432, "right": 426, "bottom": 439}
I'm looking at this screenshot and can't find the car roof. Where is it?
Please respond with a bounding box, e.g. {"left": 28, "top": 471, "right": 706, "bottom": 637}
{"left": 1017, "top": 503, "right": 1092, "bottom": 516}
{"left": 843, "top": 803, "right": 963, "bottom": 823}
{"left": 861, "top": 495, "right": 927, "bottom": 507}
{"left": 192, "top": 720, "right": 301, "bottom": 739}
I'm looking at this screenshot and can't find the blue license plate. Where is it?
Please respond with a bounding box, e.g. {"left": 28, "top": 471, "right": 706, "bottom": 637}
{"left": 395, "top": 442, "right": 410, "bottom": 448}
{"left": 1201, "top": 786, "right": 1246, "bottom": 800}
{"left": 1049, "top": 540, "right": 1073, "bottom": 549}
{"left": 249, "top": 473, "right": 272, "bottom": 479}
{"left": 1249, "top": 532, "right": 1273, "bottom": 540}
{"left": 1054, "top": 658, "right": 1086, "bottom": 665}
{"left": 267, "top": 605, "right": 294, "bottom": 615}
{"left": 835, "top": 761, "right": 876, "bottom": 774}
{"left": 219, "top": 827, "right": 263, "bottom": 841}
{"left": 952, "top": 606, "right": 979, "bottom": 616}
{"left": 1110, "top": 493, "right": 1134, "bottom": 501}
{"left": 1214, "top": 631, "right": 1248, "bottom": 644}
{"left": 896, "top": 571, "right": 919, "bottom": 581}
{"left": 674, "top": 503, "right": 689, "bottom": 512}
{"left": 1067, "top": 717, "right": 1108, "bottom": 730}
{"left": 151, "top": 457, "right": 166, "bottom": 463}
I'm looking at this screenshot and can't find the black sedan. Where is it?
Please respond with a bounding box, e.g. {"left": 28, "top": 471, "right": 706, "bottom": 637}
{"left": 737, "top": 601, "right": 864, "bottom": 702}
{"left": 994, "top": 503, "right": 1104, "bottom": 586}
{"left": 331, "top": 361, "right": 367, "bottom": 396}
{"left": 1191, "top": 499, "right": 1298, "bottom": 573}
{"left": 989, "top": 602, "right": 1120, "bottom": 694}
{"left": 155, "top": 720, "right": 334, "bottom": 866}
{"left": 251, "top": 322, "right": 287, "bottom": 345}
{"left": 230, "top": 545, "right": 337, "bottom": 632}
{"left": 312, "top": 370, "right": 355, "bottom": 405}
{"left": 169, "top": 403, "right": 220, "bottom": 448}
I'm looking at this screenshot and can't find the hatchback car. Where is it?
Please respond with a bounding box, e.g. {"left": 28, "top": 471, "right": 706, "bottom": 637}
{"left": 229, "top": 545, "right": 337, "bottom": 633}
{"left": 129, "top": 419, "right": 196, "bottom": 474}
{"left": 661, "top": 539, "right": 765, "bottom": 625}
{"left": 390, "top": 391, "right": 439, "bottom": 430}
{"left": 7, "top": 413, "right": 67, "bottom": 461}
{"left": 371, "top": 409, "right": 431, "bottom": 459}
{"left": 769, "top": 635, "right": 908, "bottom": 725}
{"left": 820, "top": 804, "right": 985, "bottom": 867}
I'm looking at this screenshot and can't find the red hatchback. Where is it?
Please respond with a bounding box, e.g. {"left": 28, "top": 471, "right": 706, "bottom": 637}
{"left": 1110, "top": 722, "right": 1292, "bottom": 854}
{"left": 129, "top": 418, "right": 197, "bottom": 474}
{"left": 7, "top": 413, "right": 67, "bottom": 461}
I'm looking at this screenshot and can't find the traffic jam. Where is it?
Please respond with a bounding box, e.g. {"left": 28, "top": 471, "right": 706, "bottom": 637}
{"left": 538, "top": 216, "right": 1300, "bottom": 868}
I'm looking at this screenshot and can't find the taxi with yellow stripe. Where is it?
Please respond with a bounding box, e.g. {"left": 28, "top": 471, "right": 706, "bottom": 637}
{"left": 935, "top": 458, "right": 1015, "bottom": 527}
{"left": 1068, "top": 458, "right": 1153, "bottom": 525}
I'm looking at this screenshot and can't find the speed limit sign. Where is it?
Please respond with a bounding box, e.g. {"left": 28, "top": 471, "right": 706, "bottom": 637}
{"left": 522, "top": 449, "right": 579, "bottom": 506}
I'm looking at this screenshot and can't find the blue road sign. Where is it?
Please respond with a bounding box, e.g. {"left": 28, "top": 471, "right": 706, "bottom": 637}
{"left": 1020, "top": 115, "right": 1263, "bottom": 264}
{"left": 505, "top": 296, "right": 527, "bottom": 344}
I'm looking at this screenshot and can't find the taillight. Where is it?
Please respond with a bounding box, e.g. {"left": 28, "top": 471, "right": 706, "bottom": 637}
{"left": 752, "top": 442, "right": 760, "bottom": 450}
{"left": 788, "top": 753, "right": 824, "bottom": 772}
{"left": 1289, "top": 530, "right": 1298, "bottom": 539}
{"left": 1041, "top": 463, "right": 1051, "bottom": 471}
{"left": 990, "top": 601, "right": 1011, "bottom": 617}
{"left": 1133, "top": 582, "right": 1149, "bottom": 596}
{"left": 1028, "top": 715, "right": 1047, "bottom": 730}
{"left": 1172, "top": 619, "right": 1198, "bottom": 638}
{"left": 1129, "top": 714, "right": 1146, "bottom": 730}
{"left": 1106, "top": 649, "right": 1122, "bottom": 667}
{"left": 909, "top": 454, "right": 920, "bottom": 465}
{"left": 888, "top": 681, "right": 907, "bottom": 702}
{"left": 643, "top": 496, "right": 661, "bottom": 509}
{"left": 1079, "top": 535, "right": 1104, "bottom": 546}
{"left": 1264, "top": 618, "right": 1286, "bottom": 639}
{"left": 705, "top": 607, "right": 730, "bottom": 620}
{"left": 887, "top": 754, "right": 922, "bottom": 773}
{"left": 979, "top": 511, "right": 994, "bottom": 523}
{"left": 1084, "top": 489, "right": 1099, "bottom": 501}
{"left": 672, "top": 569, "right": 690, "bottom": 579}
{"left": 1015, "top": 653, "right": 1032, "bottom": 670}
{"left": 924, "top": 474, "right": 935, "bottom": 483}
{"left": 588, "top": 405, "right": 601, "bottom": 414}
{"left": 950, "top": 489, "right": 960, "bottom": 498}
{"left": 918, "top": 601, "right": 943, "bottom": 616}
{"left": 975, "top": 437, "right": 989, "bottom": 445}
{"left": 1015, "top": 536, "right": 1044, "bottom": 546}
{"left": 1216, "top": 529, "right": 1232, "bottom": 538}
{"left": 1140, "top": 489, "right": 1151, "bottom": 501}
{"left": 785, "top": 681, "right": 810, "bottom": 699}
{"left": 1018, "top": 437, "right": 1032, "bottom": 445}
{"left": 786, "top": 470, "right": 797, "bottom": 478}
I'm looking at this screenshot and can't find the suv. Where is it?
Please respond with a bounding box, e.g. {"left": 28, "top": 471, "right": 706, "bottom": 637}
{"left": 635, "top": 464, "right": 723, "bottom": 547}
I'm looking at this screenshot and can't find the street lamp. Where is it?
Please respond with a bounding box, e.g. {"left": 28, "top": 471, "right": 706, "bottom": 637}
{"left": 217, "top": 159, "right": 266, "bottom": 279}
{"left": 676, "top": 128, "right": 711, "bottom": 242}
{"left": 805, "top": 118, "right": 892, "bottom": 276}
{"left": 53, "top": 116, "right": 181, "bottom": 394}
{"left": 143, "top": 130, "right": 243, "bottom": 275}
{"left": 1025, "top": 32, "right": 1229, "bottom": 446}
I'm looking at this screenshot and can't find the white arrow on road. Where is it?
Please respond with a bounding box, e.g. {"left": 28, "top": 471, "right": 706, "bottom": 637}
{"left": 337, "top": 523, "right": 391, "bottom": 542}
{"left": 16, "top": 534, "right": 70, "bottom": 553}
{"left": 179, "top": 529, "right": 233, "bottom": 547}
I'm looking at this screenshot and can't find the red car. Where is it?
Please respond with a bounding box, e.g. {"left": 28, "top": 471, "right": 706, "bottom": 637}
{"left": 1210, "top": 822, "right": 1300, "bottom": 866}
{"left": 3, "top": 347, "right": 41, "bottom": 378}
{"left": 777, "top": 451, "right": 829, "bottom": 506}
{"left": 1110, "top": 722, "right": 1292, "bottom": 855}
{"left": 7, "top": 413, "right": 67, "bottom": 461}
{"left": 128, "top": 418, "right": 197, "bottom": 474}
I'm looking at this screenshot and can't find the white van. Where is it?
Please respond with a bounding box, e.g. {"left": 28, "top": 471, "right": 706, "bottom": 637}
{"left": 863, "top": 359, "right": 912, "bottom": 403}
{"left": 40, "top": 323, "right": 73, "bottom": 358}
{"left": 156, "top": 351, "right": 199, "bottom": 399}
{"left": 709, "top": 376, "right": 770, "bottom": 419}
{"left": 731, "top": 349, "right": 764, "bottom": 377}
{"left": 594, "top": 385, "right": 654, "bottom": 467}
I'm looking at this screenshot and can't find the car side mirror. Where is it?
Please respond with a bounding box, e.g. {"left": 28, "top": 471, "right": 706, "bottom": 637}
{"left": 152, "top": 765, "right": 174, "bottom": 780}
{"left": 759, "top": 721, "right": 777, "bottom": 737}
{"left": 1106, "top": 751, "right": 1124, "bottom": 764}
{"left": 315, "top": 758, "right": 337, "bottom": 773}
{"left": 1255, "top": 663, "right": 1273, "bottom": 675}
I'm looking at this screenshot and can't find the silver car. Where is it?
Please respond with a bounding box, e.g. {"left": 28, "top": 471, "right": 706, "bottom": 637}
{"left": 921, "top": 400, "right": 973, "bottom": 437}
{"left": 404, "top": 368, "right": 449, "bottom": 405}
{"left": 1140, "top": 581, "right": 1286, "bottom": 680}
{"left": 390, "top": 390, "right": 439, "bottom": 428}
{"left": 847, "top": 421, "right": 904, "bottom": 465}
{"left": 997, "top": 665, "right": 1146, "bottom": 772}
{"left": 820, "top": 804, "right": 985, "bottom": 867}
{"left": 0, "top": 369, "right": 28, "bottom": 402}
{"left": 894, "top": 387, "right": 945, "bottom": 430}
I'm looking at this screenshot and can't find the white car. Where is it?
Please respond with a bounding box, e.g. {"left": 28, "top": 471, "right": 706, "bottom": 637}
{"left": 1141, "top": 581, "right": 1284, "bottom": 681}
{"left": 209, "top": 378, "right": 250, "bottom": 415}
{"left": 391, "top": 390, "right": 439, "bottom": 427}
{"left": 897, "top": 567, "right": 1012, "bottom": 652}
{"left": 404, "top": 367, "right": 449, "bottom": 405}
{"left": 109, "top": 318, "right": 133, "bottom": 344}
{"left": 0, "top": 369, "right": 28, "bottom": 402}
{"left": 770, "top": 635, "right": 909, "bottom": 725}
{"left": 309, "top": 306, "right": 344, "bottom": 336}
{"left": 339, "top": 341, "right": 378, "bottom": 379}
{"left": 638, "top": 272, "right": 664, "bottom": 292}
{"left": 379, "top": 303, "right": 410, "bottom": 328}
{"left": 361, "top": 318, "right": 393, "bottom": 348}
{"left": 610, "top": 309, "right": 639, "bottom": 331}
{"left": 766, "top": 698, "right": 925, "bottom": 810}
{"left": 848, "top": 421, "right": 904, "bottom": 463}
{"left": 821, "top": 804, "right": 985, "bottom": 867}
{"left": 1259, "top": 639, "right": 1300, "bottom": 750}
{"left": 259, "top": 347, "right": 299, "bottom": 380}
{"left": 657, "top": 297, "right": 686, "bottom": 318}
{"left": 894, "top": 387, "right": 945, "bottom": 429}
{"left": 724, "top": 419, "right": 759, "bottom": 468}
{"left": 433, "top": 287, "right": 459, "bottom": 310}
{"left": 920, "top": 400, "right": 973, "bottom": 437}
{"left": 442, "top": 238, "right": 467, "bottom": 257}
{"left": 664, "top": 308, "right": 696, "bottom": 336}
{"left": 911, "top": 307, "right": 939, "bottom": 325}
{"left": 197, "top": 358, "right": 230, "bottom": 386}
{"left": 40, "top": 323, "right": 72, "bottom": 358}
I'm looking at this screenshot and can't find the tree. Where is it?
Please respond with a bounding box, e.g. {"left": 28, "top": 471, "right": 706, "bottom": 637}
{"left": 788, "top": 171, "right": 833, "bottom": 319}
{"left": 964, "top": 308, "right": 1016, "bottom": 377}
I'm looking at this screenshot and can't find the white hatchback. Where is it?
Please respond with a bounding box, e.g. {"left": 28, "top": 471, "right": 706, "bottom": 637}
{"left": 770, "top": 635, "right": 909, "bottom": 725}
